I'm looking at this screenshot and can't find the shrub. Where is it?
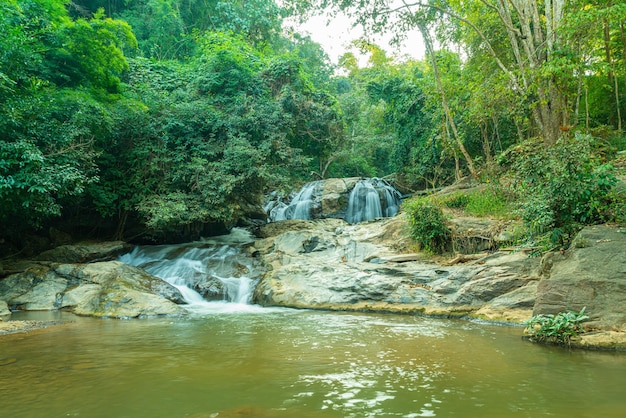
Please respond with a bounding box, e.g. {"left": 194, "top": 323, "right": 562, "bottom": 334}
{"left": 505, "top": 134, "right": 618, "bottom": 246}
{"left": 524, "top": 307, "right": 589, "bottom": 345}
{"left": 404, "top": 198, "right": 451, "bottom": 254}
{"left": 441, "top": 192, "right": 470, "bottom": 209}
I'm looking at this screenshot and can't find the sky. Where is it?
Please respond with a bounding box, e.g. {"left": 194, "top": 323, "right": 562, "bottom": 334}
{"left": 286, "top": 11, "right": 425, "bottom": 66}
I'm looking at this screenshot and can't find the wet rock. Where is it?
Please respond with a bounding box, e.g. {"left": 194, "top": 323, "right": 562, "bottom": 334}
{"left": 0, "top": 261, "right": 186, "bottom": 318}
{"left": 194, "top": 277, "right": 226, "bottom": 301}
{"left": 252, "top": 217, "right": 541, "bottom": 321}
{"left": 0, "top": 300, "right": 10, "bottom": 317}
{"left": 572, "top": 331, "right": 626, "bottom": 351}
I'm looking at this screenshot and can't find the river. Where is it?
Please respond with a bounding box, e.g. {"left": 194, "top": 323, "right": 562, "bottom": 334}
{"left": 1, "top": 306, "right": 625, "bottom": 417}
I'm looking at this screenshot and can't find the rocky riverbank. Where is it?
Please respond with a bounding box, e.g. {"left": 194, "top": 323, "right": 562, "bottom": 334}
{"left": 1, "top": 214, "right": 625, "bottom": 349}
{"left": 0, "top": 319, "right": 64, "bottom": 336}
{"left": 248, "top": 215, "right": 626, "bottom": 350}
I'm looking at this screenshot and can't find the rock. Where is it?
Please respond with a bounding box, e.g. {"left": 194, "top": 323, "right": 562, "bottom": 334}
{"left": 319, "top": 177, "right": 359, "bottom": 219}
{"left": 0, "top": 264, "right": 67, "bottom": 310}
{"left": 534, "top": 226, "right": 626, "bottom": 331}
{"left": 385, "top": 254, "right": 424, "bottom": 263}
{"left": 193, "top": 277, "right": 226, "bottom": 301}
{"left": 0, "top": 261, "right": 186, "bottom": 318}
{"left": 252, "top": 217, "right": 541, "bottom": 321}
{"left": 0, "top": 300, "right": 10, "bottom": 317}
{"left": 35, "top": 241, "right": 133, "bottom": 263}
{"left": 475, "top": 282, "right": 538, "bottom": 322}
{"left": 254, "top": 219, "right": 347, "bottom": 239}
{"left": 572, "top": 331, "right": 626, "bottom": 351}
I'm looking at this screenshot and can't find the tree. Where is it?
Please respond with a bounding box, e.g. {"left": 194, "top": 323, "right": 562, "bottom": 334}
{"left": 72, "top": 0, "right": 287, "bottom": 59}
{"left": 0, "top": 0, "right": 135, "bottom": 241}
{"left": 285, "top": 0, "right": 615, "bottom": 145}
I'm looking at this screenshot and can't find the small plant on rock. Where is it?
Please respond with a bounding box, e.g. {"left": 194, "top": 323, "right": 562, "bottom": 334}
{"left": 404, "top": 197, "right": 451, "bottom": 254}
{"left": 524, "top": 307, "right": 589, "bottom": 345}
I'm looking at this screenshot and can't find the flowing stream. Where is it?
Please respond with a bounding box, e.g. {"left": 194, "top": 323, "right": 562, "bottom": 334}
{"left": 1, "top": 233, "right": 626, "bottom": 417}
{"left": 118, "top": 228, "right": 264, "bottom": 313}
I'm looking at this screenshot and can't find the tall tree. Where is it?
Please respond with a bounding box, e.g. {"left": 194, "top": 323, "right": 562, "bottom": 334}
{"left": 286, "top": 0, "right": 620, "bottom": 144}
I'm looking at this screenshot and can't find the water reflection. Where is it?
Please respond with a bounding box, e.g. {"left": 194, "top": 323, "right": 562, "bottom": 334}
{"left": 1, "top": 310, "right": 625, "bottom": 418}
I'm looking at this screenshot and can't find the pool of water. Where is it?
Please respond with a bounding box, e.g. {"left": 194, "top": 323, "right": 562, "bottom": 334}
{"left": 1, "top": 307, "right": 625, "bottom": 418}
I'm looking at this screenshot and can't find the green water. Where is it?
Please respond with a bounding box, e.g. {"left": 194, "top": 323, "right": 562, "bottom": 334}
{"left": 1, "top": 308, "right": 625, "bottom": 418}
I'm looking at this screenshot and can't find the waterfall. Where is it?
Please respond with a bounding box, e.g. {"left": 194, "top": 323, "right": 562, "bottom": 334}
{"left": 269, "top": 181, "right": 321, "bottom": 222}
{"left": 118, "top": 228, "right": 261, "bottom": 309}
{"left": 266, "top": 178, "right": 402, "bottom": 224}
{"left": 346, "top": 181, "right": 382, "bottom": 223}
{"left": 345, "top": 178, "right": 402, "bottom": 224}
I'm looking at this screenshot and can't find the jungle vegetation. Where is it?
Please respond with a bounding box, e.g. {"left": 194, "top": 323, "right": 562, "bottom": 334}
{"left": 1, "top": 0, "right": 625, "bottom": 253}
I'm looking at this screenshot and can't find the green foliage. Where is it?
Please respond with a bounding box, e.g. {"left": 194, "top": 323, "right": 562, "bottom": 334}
{"left": 0, "top": 88, "right": 101, "bottom": 231}
{"left": 524, "top": 308, "right": 589, "bottom": 345}
{"left": 440, "top": 193, "right": 470, "bottom": 209}
{"left": 193, "top": 31, "right": 263, "bottom": 97}
{"left": 403, "top": 197, "right": 451, "bottom": 254}
{"left": 505, "top": 134, "right": 619, "bottom": 245}
{"left": 47, "top": 10, "right": 137, "bottom": 93}
{"left": 99, "top": 37, "right": 335, "bottom": 236}
{"left": 109, "top": 0, "right": 286, "bottom": 59}
{"left": 464, "top": 188, "right": 512, "bottom": 218}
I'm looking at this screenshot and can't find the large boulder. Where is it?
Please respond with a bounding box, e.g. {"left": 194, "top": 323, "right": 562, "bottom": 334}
{"left": 0, "top": 261, "right": 186, "bottom": 318}
{"left": 251, "top": 217, "right": 540, "bottom": 321}
{"left": 0, "top": 300, "right": 10, "bottom": 317}
{"left": 534, "top": 225, "right": 626, "bottom": 331}
{"left": 318, "top": 177, "right": 359, "bottom": 219}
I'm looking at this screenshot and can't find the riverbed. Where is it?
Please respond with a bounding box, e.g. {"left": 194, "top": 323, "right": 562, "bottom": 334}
{"left": 1, "top": 306, "right": 625, "bottom": 418}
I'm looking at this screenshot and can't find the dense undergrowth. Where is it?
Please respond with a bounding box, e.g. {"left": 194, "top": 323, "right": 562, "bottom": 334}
{"left": 404, "top": 134, "right": 626, "bottom": 255}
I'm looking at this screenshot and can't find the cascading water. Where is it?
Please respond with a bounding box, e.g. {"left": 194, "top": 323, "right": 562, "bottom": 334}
{"left": 118, "top": 228, "right": 262, "bottom": 311}
{"left": 268, "top": 181, "right": 321, "bottom": 221}
{"left": 345, "top": 180, "right": 382, "bottom": 223}
{"left": 345, "top": 178, "right": 402, "bottom": 224}
{"left": 266, "top": 178, "right": 402, "bottom": 224}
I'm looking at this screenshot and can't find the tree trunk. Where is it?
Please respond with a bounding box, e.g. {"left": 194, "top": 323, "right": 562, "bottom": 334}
{"left": 444, "top": 0, "right": 564, "bottom": 144}
{"left": 604, "top": 18, "right": 618, "bottom": 129}
{"left": 419, "top": 22, "right": 479, "bottom": 180}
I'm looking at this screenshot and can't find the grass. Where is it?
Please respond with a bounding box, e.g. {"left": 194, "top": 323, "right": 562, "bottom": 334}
{"left": 434, "top": 186, "right": 516, "bottom": 219}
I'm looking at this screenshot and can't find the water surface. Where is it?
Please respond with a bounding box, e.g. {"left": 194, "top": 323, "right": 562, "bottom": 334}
{"left": 1, "top": 308, "right": 625, "bottom": 418}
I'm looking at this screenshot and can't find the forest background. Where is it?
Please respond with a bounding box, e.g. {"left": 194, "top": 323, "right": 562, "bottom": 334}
{"left": 1, "top": 0, "right": 625, "bottom": 256}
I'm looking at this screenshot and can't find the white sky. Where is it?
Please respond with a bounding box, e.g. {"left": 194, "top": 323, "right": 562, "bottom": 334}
{"left": 286, "top": 11, "right": 425, "bottom": 66}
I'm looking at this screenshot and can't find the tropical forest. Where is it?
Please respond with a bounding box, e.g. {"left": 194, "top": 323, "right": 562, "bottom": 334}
{"left": 1, "top": 0, "right": 625, "bottom": 251}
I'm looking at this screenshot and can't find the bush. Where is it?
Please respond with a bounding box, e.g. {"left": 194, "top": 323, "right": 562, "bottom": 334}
{"left": 465, "top": 188, "right": 512, "bottom": 218}
{"left": 505, "top": 134, "right": 618, "bottom": 246}
{"left": 404, "top": 198, "right": 451, "bottom": 254}
{"left": 524, "top": 307, "right": 589, "bottom": 345}
{"left": 440, "top": 192, "right": 470, "bottom": 209}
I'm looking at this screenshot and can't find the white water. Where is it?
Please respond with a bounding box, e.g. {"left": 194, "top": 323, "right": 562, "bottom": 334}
{"left": 267, "top": 178, "right": 402, "bottom": 224}
{"left": 345, "top": 178, "right": 402, "bottom": 224}
{"left": 269, "top": 181, "right": 321, "bottom": 221}
{"left": 118, "top": 228, "right": 264, "bottom": 313}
